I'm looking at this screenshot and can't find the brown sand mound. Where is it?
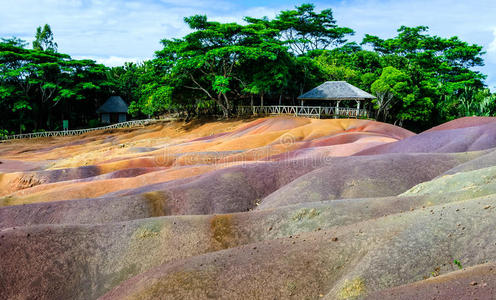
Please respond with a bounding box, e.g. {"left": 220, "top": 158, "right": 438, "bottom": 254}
{"left": 366, "top": 263, "right": 496, "bottom": 299}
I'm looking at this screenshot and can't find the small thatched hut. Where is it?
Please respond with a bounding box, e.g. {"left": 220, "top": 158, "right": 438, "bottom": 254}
{"left": 96, "top": 96, "right": 128, "bottom": 124}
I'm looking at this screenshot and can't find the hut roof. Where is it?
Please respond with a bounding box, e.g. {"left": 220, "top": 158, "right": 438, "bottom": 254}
{"left": 298, "top": 81, "right": 375, "bottom": 101}
{"left": 96, "top": 96, "right": 128, "bottom": 114}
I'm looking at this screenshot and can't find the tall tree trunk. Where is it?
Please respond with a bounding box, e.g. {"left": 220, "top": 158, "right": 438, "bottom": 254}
{"left": 222, "top": 93, "right": 230, "bottom": 118}
{"left": 214, "top": 93, "right": 228, "bottom": 118}
{"left": 220, "top": 106, "right": 228, "bottom": 118}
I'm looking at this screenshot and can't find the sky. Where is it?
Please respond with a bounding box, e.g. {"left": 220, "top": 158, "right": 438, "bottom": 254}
{"left": 1, "top": 0, "right": 496, "bottom": 88}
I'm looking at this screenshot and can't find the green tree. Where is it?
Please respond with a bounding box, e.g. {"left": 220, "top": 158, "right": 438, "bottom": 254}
{"left": 363, "top": 26, "right": 485, "bottom": 128}
{"left": 454, "top": 86, "right": 496, "bottom": 117}
{"left": 0, "top": 37, "right": 112, "bottom": 133}
{"left": 371, "top": 67, "right": 405, "bottom": 122}
{"left": 33, "top": 24, "right": 58, "bottom": 52}
{"left": 250, "top": 3, "right": 354, "bottom": 55}
{"left": 155, "top": 15, "right": 286, "bottom": 117}
{"left": 1, "top": 37, "right": 28, "bottom": 48}
{"left": 245, "top": 4, "right": 354, "bottom": 99}
{"left": 371, "top": 66, "right": 422, "bottom": 124}
{"left": 109, "top": 62, "right": 160, "bottom": 116}
{"left": 312, "top": 47, "right": 382, "bottom": 93}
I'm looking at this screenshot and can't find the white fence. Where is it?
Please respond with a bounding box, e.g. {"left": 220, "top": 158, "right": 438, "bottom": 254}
{"left": 0, "top": 118, "right": 172, "bottom": 141}
{"left": 237, "top": 105, "right": 370, "bottom": 118}
{"left": 1, "top": 107, "right": 370, "bottom": 141}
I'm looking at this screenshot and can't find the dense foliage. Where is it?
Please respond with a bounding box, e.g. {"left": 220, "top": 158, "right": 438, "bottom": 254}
{"left": 1, "top": 3, "right": 494, "bottom": 134}
{"left": 0, "top": 33, "right": 113, "bottom": 133}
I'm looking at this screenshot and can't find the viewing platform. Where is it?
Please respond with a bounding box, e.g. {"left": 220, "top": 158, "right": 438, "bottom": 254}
{"left": 237, "top": 105, "right": 371, "bottom": 118}
{"left": 238, "top": 81, "right": 375, "bottom": 119}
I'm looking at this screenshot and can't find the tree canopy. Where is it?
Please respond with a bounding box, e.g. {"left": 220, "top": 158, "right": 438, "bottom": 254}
{"left": 33, "top": 24, "right": 58, "bottom": 52}
{"left": 0, "top": 28, "right": 112, "bottom": 133}
{"left": 0, "top": 4, "right": 494, "bottom": 135}
{"left": 146, "top": 15, "right": 293, "bottom": 118}
{"left": 246, "top": 3, "right": 354, "bottom": 55}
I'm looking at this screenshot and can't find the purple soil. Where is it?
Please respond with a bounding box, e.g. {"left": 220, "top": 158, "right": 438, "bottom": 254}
{"left": 259, "top": 152, "right": 474, "bottom": 208}
{"left": 425, "top": 116, "right": 496, "bottom": 132}
{"left": 0, "top": 159, "right": 46, "bottom": 172}
{"left": 355, "top": 121, "right": 496, "bottom": 155}
{"left": 439, "top": 148, "right": 496, "bottom": 175}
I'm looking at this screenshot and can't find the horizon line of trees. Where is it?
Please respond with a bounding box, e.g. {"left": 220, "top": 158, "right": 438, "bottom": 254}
{"left": 1, "top": 3, "right": 495, "bottom": 135}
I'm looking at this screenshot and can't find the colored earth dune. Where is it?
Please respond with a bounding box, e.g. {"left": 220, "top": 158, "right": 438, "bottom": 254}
{"left": 1, "top": 116, "right": 496, "bottom": 299}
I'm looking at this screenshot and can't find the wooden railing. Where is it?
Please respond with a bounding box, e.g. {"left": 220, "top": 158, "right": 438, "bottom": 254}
{"left": 237, "top": 105, "right": 370, "bottom": 119}
{"left": 0, "top": 118, "right": 174, "bottom": 141}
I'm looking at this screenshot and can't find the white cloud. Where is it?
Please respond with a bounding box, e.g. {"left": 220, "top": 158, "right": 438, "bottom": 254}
{"left": 0, "top": 0, "right": 281, "bottom": 65}
{"left": 73, "top": 55, "right": 146, "bottom": 67}
{"left": 488, "top": 28, "right": 496, "bottom": 53}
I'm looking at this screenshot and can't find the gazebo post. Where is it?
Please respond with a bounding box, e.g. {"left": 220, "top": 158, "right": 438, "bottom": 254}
{"left": 356, "top": 100, "right": 360, "bottom": 118}
{"left": 301, "top": 100, "right": 304, "bottom": 106}
{"left": 335, "top": 100, "right": 340, "bottom": 119}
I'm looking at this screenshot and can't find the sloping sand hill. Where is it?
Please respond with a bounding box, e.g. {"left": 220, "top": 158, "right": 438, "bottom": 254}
{"left": 1, "top": 116, "right": 496, "bottom": 299}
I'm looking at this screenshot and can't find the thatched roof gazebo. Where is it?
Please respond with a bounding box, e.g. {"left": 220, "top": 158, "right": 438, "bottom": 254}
{"left": 298, "top": 81, "right": 375, "bottom": 114}
{"left": 299, "top": 81, "right": 375, "bottom": 101}
{"left": 96, "top": 96, "right": 128, "bottom": 124}
{"left": 237, "top": 81, "right": 375, "bottom": 118}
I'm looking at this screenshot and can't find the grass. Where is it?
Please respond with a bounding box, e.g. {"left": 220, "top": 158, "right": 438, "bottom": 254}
{"left": 453, "top": 259, "right": 463, "bottom": 269}
{"left": 339, "top": 278, "right": 366, "bottom": 299}
{"left": 292, "top": 208, "right": 320, "bottom": 221}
